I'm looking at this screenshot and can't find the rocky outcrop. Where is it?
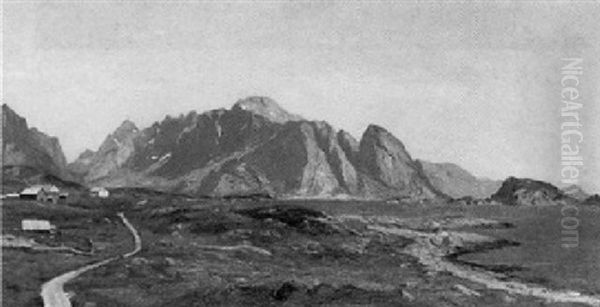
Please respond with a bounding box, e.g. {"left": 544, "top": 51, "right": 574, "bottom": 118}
{"left": 561, "top": 185, "right": 590, "bottom": 201}
{"left": 1, "top": 104, "right": 69, "bottom": 179}
{"left": 491, "top": 177, "right": 568, "bottom": 206}
{"left": 582, "top": 194, "right": 600, "bottom": 206}
{"left": 70, "top": 97, "right": 443, "bottom": 200}
{"left": 420, "top": 161, "right": 501, "bottom": 199}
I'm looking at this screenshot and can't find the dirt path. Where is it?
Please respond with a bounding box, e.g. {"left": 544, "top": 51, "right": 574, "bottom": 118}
{"left": 118, "top": 212, "right": 142, "bottom": 258}
{"left": 1, "top": 235, "right": 92, "bottom": 255}
{"left": 41, "top": 212, "right": 141, "bottom": 307}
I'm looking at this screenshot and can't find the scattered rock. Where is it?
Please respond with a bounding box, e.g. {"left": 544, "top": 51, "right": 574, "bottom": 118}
{"left": 164, "top": 257, "right": 176, "bottom": 266}
{"left": 401, "top": 289, "right": 416, "bottom": 302}
{"left": 452, "top": 284, "right": 481, "bottom": 297}
{"left": 304, "top": 240, "right": 324, "bottom": 254}
{"left": 427, "top": 220, "right": 441, "bottom": 230}
{"left": 131, "top": 257, "right": 149, "bottom": 265}
{"left": 502, "top": 293, "right": 516, "bottom": 303}
{"left": 234, "top": 277, "right": 248, "bottom": 284}
{"left": 430, "top": 231, "right": 451, "bottom": 247}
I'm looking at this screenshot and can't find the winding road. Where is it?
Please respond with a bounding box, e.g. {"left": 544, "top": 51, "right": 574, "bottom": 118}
{"left": 41, "top": 212, "right": 142, "bottom": 307}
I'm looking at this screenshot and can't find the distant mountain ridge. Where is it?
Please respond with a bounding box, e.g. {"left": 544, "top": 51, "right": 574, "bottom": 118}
{"left": 67, "top": 97, "right": 445, "bottom": 200}
{"left": 419, "top": 160, "right": 501, "bottom": 199}
{"left": 5, "top": 99, "right": 591, "bottom": 203}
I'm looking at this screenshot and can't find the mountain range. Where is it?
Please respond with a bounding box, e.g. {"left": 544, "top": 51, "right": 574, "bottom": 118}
{"left": 65, "top": 97, "right": 443, "bottom": 199}
{"left": 2, "top": 98, "right": 596, "bottom": 203}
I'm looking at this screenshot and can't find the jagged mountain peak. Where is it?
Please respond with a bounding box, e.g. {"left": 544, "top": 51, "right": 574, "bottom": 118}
{"left": 363, "top": 124, "right": 387, "bottom": 133}
{"left": 360, "top": 124, "right": 411, "bottom": 162}
{"left": 2, "top": 104, "right": 26, "bottom": 128}
{"left": 105, "top": 120, "right": 140, "bottom": 145}
{"left": 71, "top": 119, "right": 141, "bottom": 182}
{"left": 232, "top": 96, "right": 302, "bottom": 123}
{"left": 357, "top": 124, "right": 439, "bottom": 199}
{"left": 2, "top": 103, "right": 15, "bottom": 114}
{"left": 2, "top": 103, "right": 18, "bottom": 113}
{"left": 362, "top": 124, "right": 401, "bottom": 143}
{"left": 114, "top": 119, "right": 138, "bottom": 134}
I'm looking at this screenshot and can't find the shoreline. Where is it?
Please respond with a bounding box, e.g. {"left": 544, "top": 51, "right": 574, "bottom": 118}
{"left": 365, "top": 221, "right": 600, "bottom": 306}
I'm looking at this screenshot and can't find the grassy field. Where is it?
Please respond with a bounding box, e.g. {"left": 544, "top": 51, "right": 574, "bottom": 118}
{"left": 3, "top": 194, "right": 597, "bottom": 306}
{"left": 66, "top": 197, "right": 581, "bottom": 306}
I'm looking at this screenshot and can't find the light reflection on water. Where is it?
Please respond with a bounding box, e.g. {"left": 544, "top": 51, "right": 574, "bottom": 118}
{"left": 457, "top": 205, "right": 600, "bottom": 295}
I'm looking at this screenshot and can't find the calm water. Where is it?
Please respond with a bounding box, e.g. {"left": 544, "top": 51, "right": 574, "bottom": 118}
{"left": 457, "top": 205, "right": 600, "bottom": 295}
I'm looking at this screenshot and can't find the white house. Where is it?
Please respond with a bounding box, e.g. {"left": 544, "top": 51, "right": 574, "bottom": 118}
{"left": 21, "top": 219, "right": 56, "bottom": 232}
{"left": 90, "top": 187, "right": 110, "bottom": 198}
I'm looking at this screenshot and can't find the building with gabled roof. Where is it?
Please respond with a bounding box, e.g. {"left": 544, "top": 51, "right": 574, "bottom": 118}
{"left": 19, "top": 185, "right": 61, "bottom": 203}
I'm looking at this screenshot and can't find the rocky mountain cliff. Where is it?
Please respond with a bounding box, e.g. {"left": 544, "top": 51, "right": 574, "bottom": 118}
{"left": 420, "top": 161, "right": 501, "bottom": 199}
{"left": 69, "top": 97, "right": 445, "bottom": 200}
{"left": 358, "top": 125, "right": 439, "bottom": 199}
{"left": 69, "top": 120, "right": 139, "bottom": 183}
{"left": 2, "top": 104, "right": 70, "bottom": 181}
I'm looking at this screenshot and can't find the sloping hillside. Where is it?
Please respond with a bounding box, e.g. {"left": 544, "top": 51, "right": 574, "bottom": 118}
{"left": 420, "top": 161, "right": 501, "bottom": 199}
{"left": 2, "top": 104, "right": 74, "bottom": 191}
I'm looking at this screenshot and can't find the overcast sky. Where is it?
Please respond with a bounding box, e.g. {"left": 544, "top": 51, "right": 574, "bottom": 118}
{"left": 4, "top": 1, "right": 599, "bottom": 193}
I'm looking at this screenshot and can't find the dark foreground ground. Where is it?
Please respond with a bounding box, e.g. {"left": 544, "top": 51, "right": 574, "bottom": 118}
{"left": 2, "top": 193, "right": 598, "bottom": 306}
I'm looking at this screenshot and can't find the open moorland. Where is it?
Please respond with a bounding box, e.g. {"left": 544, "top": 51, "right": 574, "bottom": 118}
{"left": 4, "top": 190, "right": 600, "bottom": 307}
{"left": 1, "top": 195, "right": 135, "bottom": 306}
